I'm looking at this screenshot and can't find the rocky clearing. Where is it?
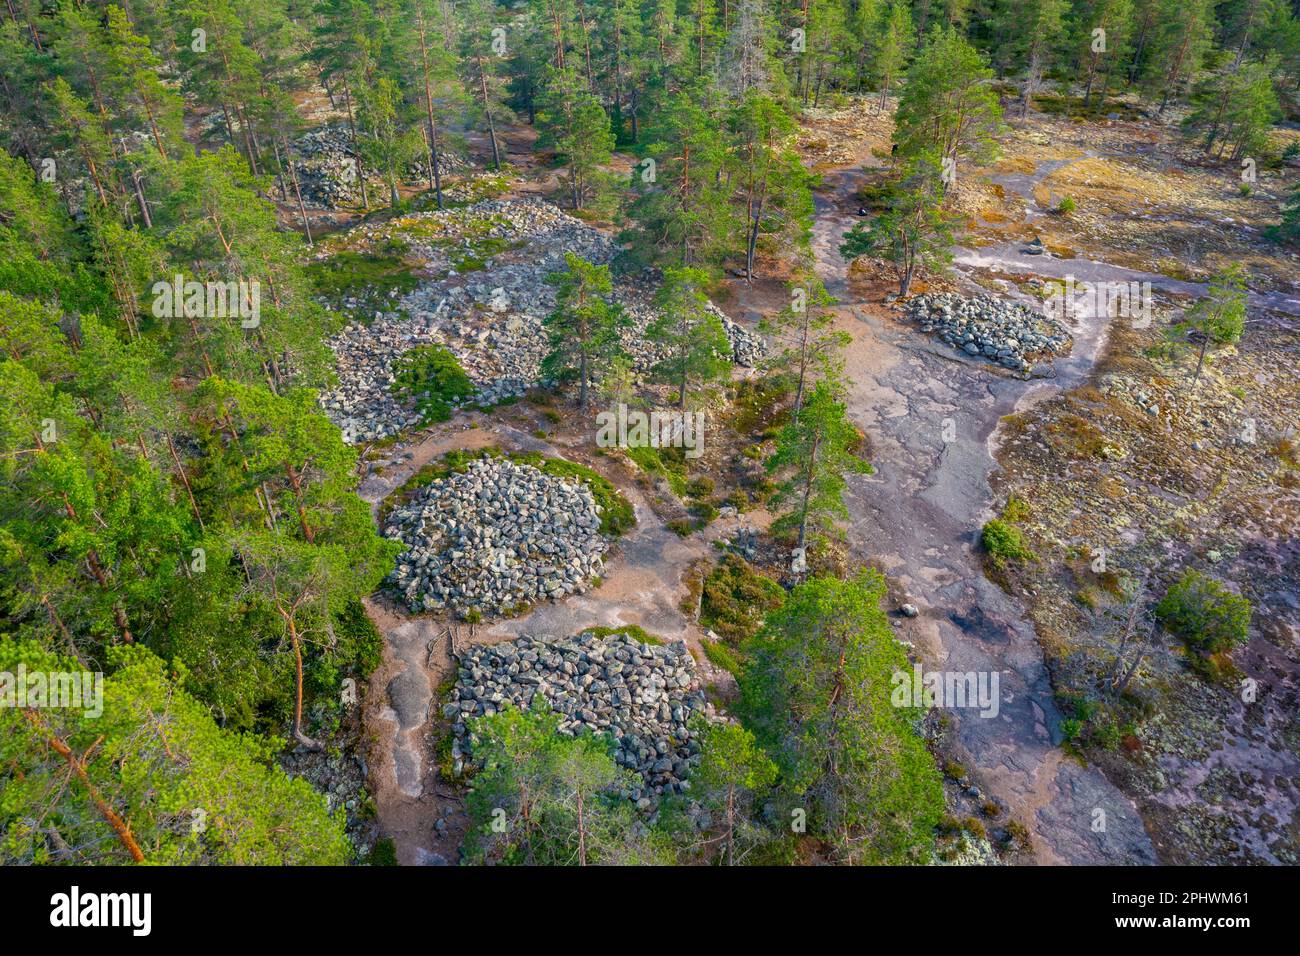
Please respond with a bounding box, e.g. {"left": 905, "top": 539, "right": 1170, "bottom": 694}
{"left": 311, "top": 95, "right": 1297, "bottom": 866}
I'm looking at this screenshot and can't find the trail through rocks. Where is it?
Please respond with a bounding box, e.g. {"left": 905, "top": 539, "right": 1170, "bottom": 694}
{"left": 359, "top": 421, "right": 733, "bottom": 863}
{"left": 813, "top": 147, "right": 1159, "bottom": 864}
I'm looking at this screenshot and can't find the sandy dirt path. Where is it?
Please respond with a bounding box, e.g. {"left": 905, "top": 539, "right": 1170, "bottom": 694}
{"left": 358, "top": 420, "right": 739, "bottom": 863}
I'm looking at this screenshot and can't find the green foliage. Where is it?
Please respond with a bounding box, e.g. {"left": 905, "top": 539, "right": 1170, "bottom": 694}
{"left": 700, "top": 554, "right": 786, "bottom": 644}
{"left": 648, "top": 267, "right": 733, "bottom": 409}
{"left": 688, "top": 720, "right": 779, "bottom": 864}
{"left": 626, "top": 444, "right": 689, "bottom": 497}
{"left": 737, "top": 570, "right": 945, "bottom": 863}
{"left": 304, "top": 250, "right": 420, "bottom": 315}
{"left": 461, "top": 701, "right": 674, "bottom": 865}
{"left": 893, "top": 26, "right": 1001, "bottom": 169}
{"left": 767, "top": 379, "right": 873, "bottom": 553}
{"left": 541, "top": 253, "right": 628, "bottom": 408}
{"left": 367, "top": 837, "right": 399, "bottom": 866}
{"left": 391, "top": 344, "right": 477, "bottom": 423}
{"left": 840, "top": 154, "right": 961, "bottom": 296}
{"left": 1166, "top": 264, "right": 1247, "bottom": 383}
{"left": 980, "top": 519, "right": 1036, "bottom": 566}
{"left": 700, "top": 638, "right": 744, "bottom": 676}
{"left": 0, "top": 641, "right": 350, "bottom": 865}
{"left": 1155, "top": 570, "right": 1252, "bottom": 655}
{"left": 537, "top": 67, "right": 615, "bottom": 211}
{"left": 334, "top": 597, "right": 386, "bottom": 678}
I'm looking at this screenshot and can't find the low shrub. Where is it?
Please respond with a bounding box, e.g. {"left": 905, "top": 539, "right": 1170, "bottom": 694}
{"left": 1155, "top": 570, "right": 1251, "bottom": 655}
{"left": 700, "top": 554, "right": 786, "bottom": 644}
{"left": 390, "top": 344, "right": 476, "bottom": 423}
{"left": 980, "top": 519, "right": 1035, "bottom": 565}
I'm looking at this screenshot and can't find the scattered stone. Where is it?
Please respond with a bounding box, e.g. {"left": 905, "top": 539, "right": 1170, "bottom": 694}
{"left": 278, "top": 123, "right": 469, "bottom": 209}
{"left": 320, "top": 198, "right": 766, "bottom": 443}
{"left": 901, "top": 603, "right": 920, "bottom": 618}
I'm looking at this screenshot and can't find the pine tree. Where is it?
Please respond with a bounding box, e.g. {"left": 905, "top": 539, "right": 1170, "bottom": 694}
{"left": 765, "top": 377, "right": 872, "bottom": 555}
{"left": 1167, "top": 264, "right": 1248, "bottom": 385}
{"left": 624, "top": 90, "right": 735, "bottom": 270}
{"left": 761, "top": 275, "right": 848, "bottom": 420}
{"left": 1076, "top": 0, "right": 1135, "bottom": 110}
{"left": 729, "top": 92, "right": 814, "bottom": 282}
{"left": 354, "top": 74, "right": 422, "bottom": 209}
{"left": 1144, "top": 0, "right": 1215, "bottom": 114}
{"left": 647, "top": 267, "right": 733, "bottom": 409}
{"left": 462, "top": 702, "right": 675, "bottom": 865}
{"left": 537, "top": 66, "right": 614, "bottom": 210}
{"left": 0, "top": 640, "right": 352, "bottom": 864}
{"left": 874, "top": 0, "right": 914, "bottom": 111}
{"left": 840, "top": 154, "right": 961, "bottom": 296}
{"left": 540, "top": 253, "right": 629, "bottom": 409}
{"left": 689, "top": 720, "right": 778, "bottom": 865}
{"left": 738, "top": 569, "right": 945, "bottom": 863}
{"left": 893, "top": 26, "right": 1002, "bottom": 176}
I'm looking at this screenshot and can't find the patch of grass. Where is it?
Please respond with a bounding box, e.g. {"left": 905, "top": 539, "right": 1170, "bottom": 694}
{"left": 728, "top": 374, "right": 792, "bottom": 437}
{"left": 700, "top": 638, "right": 743, "bottom": 675}
{"left": 581, "top": 624, "right": 663, "bottom": 645}
{"left": 390, "top": 345, "right": 477, "bottom": 424}
{"left": 686, "top": 475, "right": 715, "bottom": 498}
{"left": 666, "top": 518, "right": 695, "bottom": 537}
{"left": 304, "top": 250, "right": 420, "bottom": 315}
{"left": 367, "top": 837, "right": 398, "bottom": 866}
{"left": 450, "top": 235, "right": 521, "bottom": 273}
{"left": 626, "top": 444, "right": 689, "bottom": 497}
{"left": 689, "top": 500, "right": 719, "bottom": 523}
{"left": 700, "top": 554, "right": 786, "bottom": 645}
{"left": 1044, "top": 413, "right": 1108, "bottom": 459}
{"left": 1002, "top": 819, "right": 1033, "bottom": 853}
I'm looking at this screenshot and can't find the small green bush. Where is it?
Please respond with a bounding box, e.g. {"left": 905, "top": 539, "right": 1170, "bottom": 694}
{"left": 1155, "top": 570, "right": 1251, "bottom": 654}
{"left": 700, "top": 554, "right": 786, "bottom": 644}
{"left": 686, "top": 475, "right": 715, "bottom": 498}
{"left": 1001, "top": 495, "right": 1031, "bottom": 523}
{"left": 367, "top": 837, "right": 399, "bottom": 866}
{"left": 627, "top": 445, "right": 688, "bottom": 497}
{"left": 391, "top": 345, "right": 476, "bottom": 424}
{"left": 1057, "top": 196, "right": 1077, "bottom": 214}
{"left": 1059, "top": 717, "right": 1084, "bottom": 742}
{"left": 334, "top": 598, "right": 384, "bottom": 678}
{"left": 980, "top": 519, "right": 1035, "bottom": 565}
{"left": 667, "top": 518, "right": 694, "bottom": 537}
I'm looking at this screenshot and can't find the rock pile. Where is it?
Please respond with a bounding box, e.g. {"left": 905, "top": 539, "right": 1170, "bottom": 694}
{"left": 906, "top": 292, "right": 1071, "bottom": 372}
{"left": 383, "top": 457, "right": 608, "bottom": 616}
{"left": 447, "top": 631, "right": 715, "bottom": 801}
{"left": 279, "top": 123, "right": 468, "bottom": 208}
{"left": 320, "top": 199, "right": 766, "bottom": 442}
